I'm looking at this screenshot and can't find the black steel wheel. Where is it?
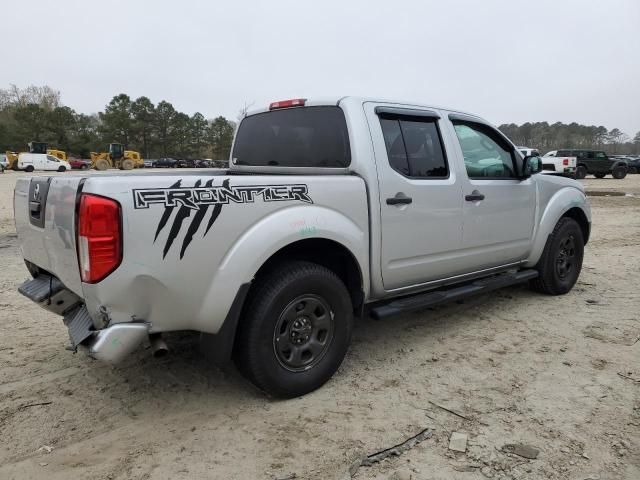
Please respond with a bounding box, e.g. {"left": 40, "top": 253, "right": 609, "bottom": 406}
{"left": 235, "top": 261, "right": 353, "bottom": 398}
{"left": 530, "top": 217, "right": 584, "bottom": 295}
{"left": 273, "top": 294, "right": 335, "bottom": 372}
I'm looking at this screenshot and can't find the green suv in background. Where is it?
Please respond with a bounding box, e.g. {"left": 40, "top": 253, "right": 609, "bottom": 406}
{"left": 556, "top": 149, "right": 628, "bottom": 179}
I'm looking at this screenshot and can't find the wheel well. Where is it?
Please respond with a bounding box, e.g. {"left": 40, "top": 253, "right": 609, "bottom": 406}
{"left": 253, "top": 238, "right": 364, "bottom": 311}
{"left": 562, "top": 207, "right": 590, "bottom": 244}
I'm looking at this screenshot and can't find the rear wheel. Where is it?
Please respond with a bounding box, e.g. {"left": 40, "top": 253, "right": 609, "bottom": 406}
{"left": 530, "top": 217, "right": 584, "bottom": 295}
{"left": 235, "top": 261, "right": 353, "bottom": 398}
{"left": 121, "top": 159, "right": 134, "bottom": 170}
{"left": 57, "top": 166, "right": 66, "bottom": 172}
{"left": 612, "top": 166, "right": 627, "bottom": 179}
{"left": 575, "top": 165, "right": 587, "bottom": 179}
{"left": 80, "top": 164, "right": 88, "bottom": 170}
{"left": 24, "top": 165, "right": 34, "bottom": 173}
{"left": 594, "top": 172, "right": 606, "bottom": 178}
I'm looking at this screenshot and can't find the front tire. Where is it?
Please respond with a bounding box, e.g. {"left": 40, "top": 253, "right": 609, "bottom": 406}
{"left": 235, "top": 261, "right": 353, "bottom": 398}
{"left": 57, "top": 166, "right": 66, "bottom": 172}
{"left": 530, "top": 217, "right": 584, "bottom": 295}
{"left": 24, "top": 165, "right": 34, "bottom": 173}
{"left": 575, "top": 165, "right": 587, "bottom": 179}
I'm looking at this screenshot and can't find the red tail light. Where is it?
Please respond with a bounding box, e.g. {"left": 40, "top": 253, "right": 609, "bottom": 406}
{"left": 269, "top": 98, "right": 306, "bottom": 110}
{"left": 563, "top": 158, "right": 569, "bottom": 166}
{"left": 77, "top": 193, "right": 122, "bottom": 283}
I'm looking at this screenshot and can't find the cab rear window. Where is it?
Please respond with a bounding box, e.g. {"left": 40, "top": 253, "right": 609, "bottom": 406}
{"left": 232, "top": 106, "right": 351, "bottom": 168}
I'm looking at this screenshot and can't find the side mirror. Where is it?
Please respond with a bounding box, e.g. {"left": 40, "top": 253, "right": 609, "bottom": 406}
{"left": 523, "top": 155, "right": 543, "bottom": 176}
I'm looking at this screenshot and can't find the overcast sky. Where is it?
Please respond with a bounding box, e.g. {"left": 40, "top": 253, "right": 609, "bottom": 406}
{"left": 3, "top": 0, "right": 639, "bottom": 135}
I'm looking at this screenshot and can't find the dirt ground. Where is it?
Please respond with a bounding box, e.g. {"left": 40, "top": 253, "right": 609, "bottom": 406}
{"left": 0, "top": 170, "right": 638, "bottom": 480}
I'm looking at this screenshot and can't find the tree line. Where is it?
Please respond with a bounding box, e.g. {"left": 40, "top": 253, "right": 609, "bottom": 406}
{"left": 0, "top": 84, "right": 236, "bottom": 160}
{"left": 2, "top": 85, "right": 639, "bottom": 159}
{"left": 498, "top": 121, "right": 640, "bottom": 155}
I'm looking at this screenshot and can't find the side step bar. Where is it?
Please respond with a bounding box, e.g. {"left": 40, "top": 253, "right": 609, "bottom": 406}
{"left": 370, "top": 269, "right": 539, "bottom": 320}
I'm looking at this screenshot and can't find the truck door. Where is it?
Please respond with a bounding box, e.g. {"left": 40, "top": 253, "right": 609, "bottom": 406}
{"left": 449, "top": 115, "right": 536, "bottom": 271}
{"left": 366, "top": 104, "right": 464, "bottom": 290}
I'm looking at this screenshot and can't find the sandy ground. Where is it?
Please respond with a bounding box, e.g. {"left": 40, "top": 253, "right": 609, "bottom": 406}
{"left": 0, "top": 170, "right": 638, "bottom": 480}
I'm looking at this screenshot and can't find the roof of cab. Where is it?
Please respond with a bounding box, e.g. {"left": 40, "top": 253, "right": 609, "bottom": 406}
{"left": 244, "top": 96, "right": 486, "bottom": 123}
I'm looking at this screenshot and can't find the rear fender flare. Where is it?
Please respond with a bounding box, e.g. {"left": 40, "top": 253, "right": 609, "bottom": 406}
{"left": 194, "top": 205, "right": 368, "bottom": 333}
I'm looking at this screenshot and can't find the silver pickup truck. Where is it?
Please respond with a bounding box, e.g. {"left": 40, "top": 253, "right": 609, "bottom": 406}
{"left": 14, "top": 97, "right": 591, "bottom": 397}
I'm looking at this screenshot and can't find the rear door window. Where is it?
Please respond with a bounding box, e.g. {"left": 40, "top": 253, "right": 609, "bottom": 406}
{"left": 379, "top": 115, "right": 449, "bottom": 178}
{"left": 232, "top": 106, "right": 351, "bottom": 167}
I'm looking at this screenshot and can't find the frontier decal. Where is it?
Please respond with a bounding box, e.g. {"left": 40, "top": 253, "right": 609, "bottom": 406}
{"left": 133, "top": 180, "right": 313, "bottom": 259}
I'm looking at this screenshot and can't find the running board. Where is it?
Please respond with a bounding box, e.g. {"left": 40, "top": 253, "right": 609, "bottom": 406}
{"left": 370, "top": 269, "right": 539, "bottom": 320}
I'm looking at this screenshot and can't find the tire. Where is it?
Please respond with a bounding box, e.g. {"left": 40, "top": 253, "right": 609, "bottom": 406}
{"left": 575, "top": 165, "right": 587, "bottom": 179}
{"left": 57, "top": 166, "right": 66, "bottom": 172}
{"left": 121, "top": 159, "right": 134, "bottom": 170}
{"left": 25, "top": 165, "right": 34, "bottom": 173}
{"left": 80, "top": 164, "right": 88, "bottom": 170}
{"left": 95, "top": 158, "right": 110, "bottom": 171}
{"left": 612, "top": 166, "right": 627, "bottom": 179}
{"left": 235, "top": 261, "right": 353, "bottom": 398}
{"left": 530, "top": 217, "right": 584, "bottom": 295}
{"left": 594, "top": 172, "right": 606, "bottom": 178}
{"left": 629, "top": 167, "right": 638, "bottom": 174}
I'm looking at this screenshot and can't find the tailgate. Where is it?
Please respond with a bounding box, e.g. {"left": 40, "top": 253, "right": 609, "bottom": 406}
{"left": 14, "top": 176, "right": 84, "bottom": 296}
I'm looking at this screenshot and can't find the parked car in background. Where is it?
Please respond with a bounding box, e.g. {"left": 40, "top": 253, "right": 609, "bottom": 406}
{"left": 69, "top": 158, "right": 91, "bottom": 170}
{"left": 553, "top": 149, "right": 627, "bottom": 179}
{"left": 14, "top": 152, "right": 71, "bottom": 172}
{"left": 611, "top": 155, "right": 640, "bottom": 174}
{"left": 541, "top": 152, "right": 577, "bottom": 177}
{"left": 176, "top": 159, "right": 196, "bottom": 168}
{"left": 152, "top": 158, "right": 177, "bottom": 168}
{"left": 143, "top": 159, "right": 154, "bottom": 168}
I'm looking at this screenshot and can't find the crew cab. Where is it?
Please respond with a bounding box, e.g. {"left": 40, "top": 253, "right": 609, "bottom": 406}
{"left": 14, "top": 97, "right": 591, "bottom": 397}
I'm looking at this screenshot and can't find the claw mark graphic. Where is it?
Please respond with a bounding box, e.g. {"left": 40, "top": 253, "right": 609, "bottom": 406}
{"left": 179, "top": 179, "right": 214, "bottom": 259}
{"left": 142, "top": 178, "right": 312, "bottom": 259}
{"left": 154, "top": 179, "right": 182, "bottom": 242}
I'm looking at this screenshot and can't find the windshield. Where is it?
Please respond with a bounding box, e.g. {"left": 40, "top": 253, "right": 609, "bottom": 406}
{"left": 232, "top": 106, "right": 351, "bottom": 168}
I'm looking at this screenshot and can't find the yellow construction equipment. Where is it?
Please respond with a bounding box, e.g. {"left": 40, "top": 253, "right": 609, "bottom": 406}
{"left": 90, "top": 143, "right": 143, "bottom": 170}
{"left": 47, "top": 149, "right": 67, "bottom": 161}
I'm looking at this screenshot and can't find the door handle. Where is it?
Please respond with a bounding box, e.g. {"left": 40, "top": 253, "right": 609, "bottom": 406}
{"left": 465, "top": 191, "right": 485, "bottom": 202}
{"left": 386, "top": 195, "right": 412, "bottom": 205}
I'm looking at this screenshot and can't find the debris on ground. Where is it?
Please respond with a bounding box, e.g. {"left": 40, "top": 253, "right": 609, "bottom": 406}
{"left": 448, "top": 432, "right": 468, "bottom": 452}
{"left": 37, "top": 445, "right": 54, "bottom": 454}
{"left": 348, "top": 427, "right": 432, "bottom": 477}
{"left": 501, "top": 443, "right": 539, "bottom": 459}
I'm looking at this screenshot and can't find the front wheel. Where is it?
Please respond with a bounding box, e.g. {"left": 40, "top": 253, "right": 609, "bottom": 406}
{"left": 575, "top": 165, "right": 587, "bottom": 179}
{"left": 235, "top": 261, "right": 353, "bottom": 398}
{"left": 530, "top": 217, "right": 584, "bottom": 295}
{"left": 24, "top": 165, "right": 34, "bottom": 173}
{"left": 57, "top": 166, "right": 66, "bottom": 172}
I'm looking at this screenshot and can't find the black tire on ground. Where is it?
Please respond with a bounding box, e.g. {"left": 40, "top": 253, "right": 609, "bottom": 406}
{"left": 235, "top": 260, "right": 354, "bottom": 398}
{"left": 530, "top": 217, "right": 584, "bottom": 295}
{"left": 594, "top": 172, "right": 606, "bottom": 178}
{"left": 629, "top": 167, "right": 638, "bottom": 174}
{"left": 57, "top": 166, "right": 66, "bottom": 172}
{"left": 25, "top": 165, "right": 34, "bottom": 172}
{"left": 612, "top": 166, "right": 627, "bottom": 179}
{"left": 575, "top": 165, "right": 587, "bottom": 179}
{"left": 80, "top": 164, "right": 88, "bottom": 170}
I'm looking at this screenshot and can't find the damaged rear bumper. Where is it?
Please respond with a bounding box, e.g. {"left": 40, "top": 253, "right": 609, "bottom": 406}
{"left": 19, "top": 274, "right": 148, "bottom": 364}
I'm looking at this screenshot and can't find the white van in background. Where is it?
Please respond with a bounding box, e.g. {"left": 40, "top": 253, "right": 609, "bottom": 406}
{"left": 17, "top": 153, "right": 71, "bottom": 172}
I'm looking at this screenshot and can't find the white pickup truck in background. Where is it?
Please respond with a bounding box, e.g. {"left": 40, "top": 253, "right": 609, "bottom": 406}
{"left": 541, "top": 150, "right": 577, "bottom": 177}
